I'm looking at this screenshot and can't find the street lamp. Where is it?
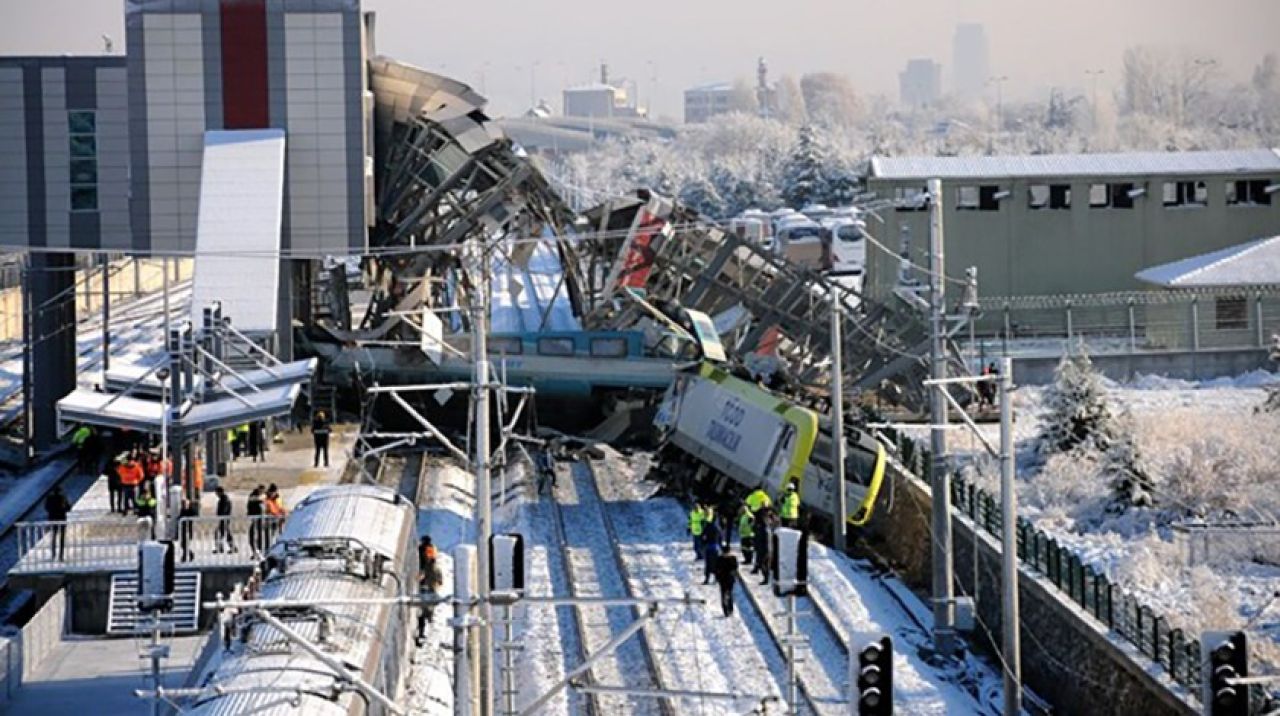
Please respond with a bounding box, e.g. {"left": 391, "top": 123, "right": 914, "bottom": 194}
{"left": 155, "top": 366, "right": 171, "bottom": 539}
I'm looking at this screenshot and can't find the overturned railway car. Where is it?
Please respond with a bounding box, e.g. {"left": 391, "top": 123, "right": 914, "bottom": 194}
{"left": 655, "top": 363, "right": 886, "bottom": 526}
{"left": 185, "top": 485, "right": 418, "bottom": 716}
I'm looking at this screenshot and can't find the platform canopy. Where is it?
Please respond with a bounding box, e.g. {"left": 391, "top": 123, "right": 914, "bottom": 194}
{"left": 57, "top": 384, "right": 301, "bottom": 436}
{"left": 102, "top": 358, "right": 317, "bottom": 400}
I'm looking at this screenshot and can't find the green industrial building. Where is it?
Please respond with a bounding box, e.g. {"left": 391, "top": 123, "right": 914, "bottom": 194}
{"left": 863, "top": 149, "right": 1280, "bottom": 303}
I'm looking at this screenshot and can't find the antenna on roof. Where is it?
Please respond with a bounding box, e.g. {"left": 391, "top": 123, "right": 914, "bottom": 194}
{"left": 101, "top": 35, "right": 114, "bottom": 54}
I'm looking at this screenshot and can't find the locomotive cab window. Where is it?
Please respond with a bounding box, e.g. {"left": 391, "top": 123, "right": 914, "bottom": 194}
{"left": 589, "top": 337, "right": 629, "bottom": 358}
{"left": 488, "top": 337, "right": 523, "bottom": 355}
{"left": 536, "top": 337, "right": 576, "bottom": 356}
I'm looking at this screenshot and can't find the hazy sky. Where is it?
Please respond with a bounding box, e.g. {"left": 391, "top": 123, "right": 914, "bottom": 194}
{"left": 3, "top": 0, "right": 1277, "bottom": 119}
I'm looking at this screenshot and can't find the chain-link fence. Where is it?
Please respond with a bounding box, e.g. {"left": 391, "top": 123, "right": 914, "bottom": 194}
{"left": 1173, "top": 520, "right": 1280, "bottom": 567}
{"left": 970, "top": 288, "right": 1280, "bottom": 356}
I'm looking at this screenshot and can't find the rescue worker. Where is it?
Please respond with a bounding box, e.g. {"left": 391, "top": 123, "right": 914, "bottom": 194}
{"left": 701, "top": 515, "right": 723, "bottom": 585}
{"left": 688, "top": 503, "right": 706, "bottom": 560}
{"left": 213, "top": 486, "right": 236, "bottom": 553}
{"left": 44, "top": 485, "right": 71, "bottom": 561}
{"left": 738, "top": 505, "right": 756, "bottom": 567}
{"left": 247, "top": 486, "right": 266, "bottom": 556}
{"left": 105, "top": 455, "right": 123, "bottom": 515}
{"left": 311, "top": 411, "right": 331, "bottom": 468}
{"left": 264, "top": 484, "right": 285, "bottom": 543}
{"left": 752, "top": 507, "right": 775, "bottom": 584}
{"left": 71, "top": 424, "right": 93, "bottom": 471}
{"left": 713, "top": 551, "right": 739, "bottom": 617}
{"left": 417, "top": 535, "right": 442, "bottom": 640}
{"left": 745, "top": 484, "right": 772, "bottom": 515}
{"left": 780, "top": 480, "right": 801, "bottom": 529}
{"left": 136, "top": 484, "right": 158, "bottom": 537}
{"left": 535, "top": 448, "right": 556, "bottom": 496}
{"left": 118, "top": 453, "right": 144, "bottom": 514}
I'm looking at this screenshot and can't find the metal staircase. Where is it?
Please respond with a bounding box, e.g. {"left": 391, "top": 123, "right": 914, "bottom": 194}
{"left": 106, "top": 570, "right": 201, "bottom": 635}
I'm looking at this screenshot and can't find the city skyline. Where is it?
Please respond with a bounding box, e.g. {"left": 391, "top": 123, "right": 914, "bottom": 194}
{"left": 2, "top": 0, "right": 1277, "bottom": 119}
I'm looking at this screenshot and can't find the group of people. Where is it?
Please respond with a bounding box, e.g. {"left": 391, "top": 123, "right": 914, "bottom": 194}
{"left": 688, "top": 479, "right": 804, "bottom": 618}
{"left": 104, "top": 449, "right": 167, "bottom": 517}
{"left": 230, "top": 422, "right": 269, "bottom": 463}
{"left": 246, "top": 484, "right": 287, "bottom": 556}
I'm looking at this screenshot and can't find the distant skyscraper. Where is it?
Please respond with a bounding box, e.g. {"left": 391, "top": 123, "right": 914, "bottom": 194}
{"left": 899, "top": 59, "right": 942, "bottom": 107}
{"left": 953, "top": 23, "right": 990, "bottom": 99}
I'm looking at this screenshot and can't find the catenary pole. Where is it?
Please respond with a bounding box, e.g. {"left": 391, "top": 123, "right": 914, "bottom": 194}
{"left": 830, "top": 288, "right": 847, "bottom": 552}
{"left": 472, "top": 252, "right": 494, "bottom": 716}
{"left": 999, "top": 356, "right": 1022, "bottom": 715}
{"left": 928, "top": 177, "right": 957, "bottom": 656}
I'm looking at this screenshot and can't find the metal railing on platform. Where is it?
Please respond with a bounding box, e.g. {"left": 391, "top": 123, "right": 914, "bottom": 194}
{"left": 14, "top": 515, "right": 284, "bottom": 573}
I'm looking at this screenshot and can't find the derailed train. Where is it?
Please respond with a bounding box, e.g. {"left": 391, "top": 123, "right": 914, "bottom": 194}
{"left": 655, "top": 362, "right": 887, "bottom": 527}
{"left": 185, "top": 485, "right": 418, "bottom": 716}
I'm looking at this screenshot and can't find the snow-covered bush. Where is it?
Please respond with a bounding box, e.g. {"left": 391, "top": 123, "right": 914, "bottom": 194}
{"left": 1259, "top": 333, "right": 1280, "bottom": 413}
{"left": 1100, "top": 419, "right": 1155, "bottom": 513}
{"left": 1036, "top": 349, "right": 1119, "bottom": 455}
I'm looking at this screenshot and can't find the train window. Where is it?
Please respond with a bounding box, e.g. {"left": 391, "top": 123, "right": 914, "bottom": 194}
{"left": 536, "top": 337, "right": 576, "bottom": 356}
{"left": 589, "top": 337, "right": 629, "bottom": 358}
{"left": 488, "top": 337, "right": 523, "bottom": 355}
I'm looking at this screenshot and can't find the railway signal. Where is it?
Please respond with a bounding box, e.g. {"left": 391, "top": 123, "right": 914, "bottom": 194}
{"left": 1203, "top": 631, "right": 1248, "bottom": 716}
{"left": 854, "top": 635, "right": 894, "bottom": 715}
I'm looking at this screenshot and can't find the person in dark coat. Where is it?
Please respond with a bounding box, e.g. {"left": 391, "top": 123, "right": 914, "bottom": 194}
{"left": 417, "top": 535, "right": 442, "bottom": 640}
{"left": 311, "top": 411, "right": 331, "bottom": 468}
{"left": 44, "top": 485, "right": 71, "bottom": 561}
{"left": 214, "top": 486, "right": 236, "bottom": 553}
{"left": 752, "top": 507, "right": 774, "bottom": 585}
{"left": 247, "top": 486, "right": 265, "bottom": 556}
{"left": 105, "top": 456, "right": 123, "bottom": 514}
{"left": 178, "top": 497, "right": 198, "bottom": 562}
{"left": 713, "top": 552, "right": 739, "bottom": 617}
{"left": 701, "top": 517, "right": 723, "bottom": 585}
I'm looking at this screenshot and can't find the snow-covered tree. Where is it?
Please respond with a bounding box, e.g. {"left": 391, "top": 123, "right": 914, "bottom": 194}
{"left": 1037, "top": 348, "right": 1118, "bottom": 455}
{"left": 1101, "top": 417, "right": 1156, "bottom": 512}
{"left": 781, "top": 125, "right": 827, "bottom": 208}
{"left": 678, "top": 177, "right": 727, "bottom": 219}
{"left": 1259, "top": 333, "right": 1280, "bottom": 413}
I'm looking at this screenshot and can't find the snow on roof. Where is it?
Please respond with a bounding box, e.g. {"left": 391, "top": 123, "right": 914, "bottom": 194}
{"left": 685, "top": 82, "right": 734, "bottom": 93}
{"left": 1135, "top": 235, "right": 1280, "bottom": 287}
{"left": 564, "top": 83, "right": 619, "bottom": 93}
{"left": 869, "top": 148, "right": 1280, "bottom": 181}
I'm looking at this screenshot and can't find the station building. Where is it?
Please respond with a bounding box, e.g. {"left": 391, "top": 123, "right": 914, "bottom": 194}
{"left": 864, "top": 150, "right": 1280, "bottom": 302}
{"left": 0, "top": 0, "right": 377, "bottom": 451}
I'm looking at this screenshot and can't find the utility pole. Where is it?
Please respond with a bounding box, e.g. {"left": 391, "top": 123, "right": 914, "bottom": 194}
{"left": 455, "top": 545, "right": 480, "bottom": 716}
{"left": 927, "top": 177, "right": 957, "bottom": 657}
{"left": 999, "top": 356, "right": 1022, "bottom": 716}
{"left": 830, "top": 288, "right": 847, "bottom": 552}
{"left": 471, "top": 254, "right": 494, "bottom": 716}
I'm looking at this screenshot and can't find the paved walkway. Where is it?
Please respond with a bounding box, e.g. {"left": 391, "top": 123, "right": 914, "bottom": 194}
{"left": 1, "top": 635, "right": 205, "bottom": 715}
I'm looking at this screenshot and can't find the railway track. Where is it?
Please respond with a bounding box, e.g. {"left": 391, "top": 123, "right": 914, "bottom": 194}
{"left": 736, "top": 554, "right": 853, "bottom": 715}
{"left": 547, "top": 460, "right": 672, "bottom": 716}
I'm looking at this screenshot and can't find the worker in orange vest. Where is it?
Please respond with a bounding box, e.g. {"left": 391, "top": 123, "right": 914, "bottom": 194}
{"left": 263, "top": 484, "right": 286, "bottom": 543}
{"left": 117, "top": 454, "right": 144, "bottom": 514}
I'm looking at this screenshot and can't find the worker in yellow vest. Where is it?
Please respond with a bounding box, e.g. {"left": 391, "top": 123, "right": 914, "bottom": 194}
{"left": 745, "top": 485, "right": 772, "bottom": 514}
{"left": 780, "top": 480, "right": 801, "bottom": 529}
{"left": 737, "top": 505, "right": 756, "bottom": 566}
{"left": 688, "top": 503, "right": 705, "bottom": 560}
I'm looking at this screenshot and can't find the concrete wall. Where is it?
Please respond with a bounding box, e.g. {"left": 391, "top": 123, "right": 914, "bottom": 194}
{"left": 860, "top": 465, "right": 1198, "bottom": 716}
{"left": 0, "top": 588, "right": 66, "bottom": 707}
{"left": 1011, "top": 346, "right": 1272, "bottom": 385}
{"left": 865, "top": 173, "right": 1280, "bottom": 302}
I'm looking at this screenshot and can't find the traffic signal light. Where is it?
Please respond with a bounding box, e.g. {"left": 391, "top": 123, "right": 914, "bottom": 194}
{"left": 1203, "top": 631, "right": 1247, "bottom": 716}
{"left": 856, "top": 635, "right": 893, "bottom": 715}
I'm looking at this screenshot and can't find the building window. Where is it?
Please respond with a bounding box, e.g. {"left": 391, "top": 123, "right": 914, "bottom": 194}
{"left": 1163, "top": 180, "right": 1207, "bottom": 208}
{"left": 1089, "top": 183, "right": 1110, "bottom": 208}
{"left": 894, "top": 186, "right": 927, "bottom": 211}
{"left": 1028, "top": 184, "right": 1049, "bottom": 209}
{"left": 1226, "top": 179, "right": 1273, "bottom": 206}
{"left": 1215, "top": 296, "right": 1248, "bottom": 330}
{"left": 956, "top": 186, "right": 979, "bottom": 209}
{"left": 1111, "top": 183, "right": 1136, "bottom": 209}
{"left": 1049, "top": 184, "right": 1071, "bottom": 209}
{"left": 68, "top": 110, "right": 98, "bottom": 213}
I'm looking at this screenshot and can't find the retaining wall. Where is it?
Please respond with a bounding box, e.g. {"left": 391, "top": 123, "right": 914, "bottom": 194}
{"left": 0, "top": 588, "right": 66, "bottom": 707}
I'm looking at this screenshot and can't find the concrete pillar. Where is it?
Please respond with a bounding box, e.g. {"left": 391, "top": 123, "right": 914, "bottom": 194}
{"left": 24, "top": 252, "right": 79, "bottom": 455}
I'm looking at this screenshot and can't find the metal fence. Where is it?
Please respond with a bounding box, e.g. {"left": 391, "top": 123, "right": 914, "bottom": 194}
{"left": 14, "top": 515, "right": 284, "bottom": 573}
{"left": 878, "top": 427, "right": 1210, "bottom": 701}
{"left": 1172, "top": 520, "right": 1280, "bottom": 567}
{"left": 971, "top": 288, "right": 1280, "bottom": 356}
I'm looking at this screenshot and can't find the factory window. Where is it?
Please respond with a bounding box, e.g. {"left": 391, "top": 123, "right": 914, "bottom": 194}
{"left": 537, "top": 337, "right": 576, "bottom": 357}
{"left": 1049, "top": 184, "right": 1071, "bottom": 209}
{"left": 956, "top": 186, "right": 979, "bottom": 209}
{"left": 1089, "top": 184, "right": 1110, "bottom": 208}
{"left": 68, "top": 111, "right": 98, "bottom": 213}
{"left": 1215, "top": 297, "right": 1247, "bottom": 331}
{"left": 1163, "top": 180, "right": 1207, "bottom": 208}
{"left": 589, "top": 337, "right": 629, "bottom": 358}
{"left": 487, "top": 337, "right": 523, "bottom": 356}
{"left": 957, "top": 185, "right": 1000, "bottom": 211}
{"left": 893, "top": 186, "right": 927, "bottom": 211}
{"left": 1028, "top": 184, "right": 1050, "bottom": 209}
{"left": 1111, "top": 183, "right": 1136, "bottom": 209}
{"left": 1226, "top": 179, "right": 1273, "bottom": 206}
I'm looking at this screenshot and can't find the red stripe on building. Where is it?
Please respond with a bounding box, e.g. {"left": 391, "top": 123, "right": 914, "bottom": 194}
{"left": 220, "top": 0, "right": 269, "bottom": 129}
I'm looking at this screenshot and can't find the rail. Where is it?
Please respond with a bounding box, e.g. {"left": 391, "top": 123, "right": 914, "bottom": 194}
{"left": 733, "top": 571, "right": 825, "bottom": 715}
{"left": 13, "top": 515, "right": 284, "bottom": 573}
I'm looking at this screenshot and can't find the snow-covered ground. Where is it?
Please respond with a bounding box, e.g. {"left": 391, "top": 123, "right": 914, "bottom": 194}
{"left": 922, "top": 367, "right": 1280, "bottom": 676}
{"left": 407, "top": 446, "right": 1000, "bottom": 714}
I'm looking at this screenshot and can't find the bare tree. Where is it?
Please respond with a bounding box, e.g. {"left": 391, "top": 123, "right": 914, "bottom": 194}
{"left": 773, "top": 74, "right": 807, "bottom": 125}
{"left": 728, "top": 78, "right": 759, "bottom": 114}
{"left": 799, "top": 72, "right": 863, "bottom": 127}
